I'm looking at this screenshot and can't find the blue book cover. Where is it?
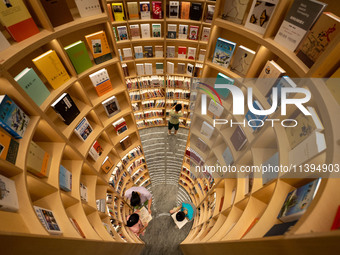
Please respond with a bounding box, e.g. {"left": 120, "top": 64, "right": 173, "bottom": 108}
{"left": 214, "top": 72, "right": 234, "bottom": 99}
{"left": 59, "top": 165, "right": 72, "bottom": 192}
{"left": 245, "top": 100, "right": 268, "bottom": 131}
{"left": 267, "top": 76, "right": 297, "bottom": 105}
{"left": 212, "top": 38, "right": 236, "bottom": 68}
{"left": 278, "top": 178, "right": 321, "bottom": 222}
{"left": 0, "top": 95, "right": 30, "bottom": 139}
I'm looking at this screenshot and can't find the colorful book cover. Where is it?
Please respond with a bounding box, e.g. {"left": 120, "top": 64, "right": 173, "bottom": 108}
{"left": 130, "top": 24, "right": 141, "bottom": 39}
{"left": 27, "top": 141, "right": 51, "bottom": 178}
{"left": 89, "top": 68, "right": 113, "bottom": 96}
{"left": 75, "top": 0, "right": 102, "bottom": 18}
{"left": 230, "top": 45, "right": 256, "bottom": 76}
{"left": 0, "top": 174, "right": 19, "bottom": 212}
{"left": 117, "top": 26, "right": 128, "bottom": 40}
{"left": 32, "top": 50, "right": 70, "bottom": 89}
{"left": 178, "top": 46, "right": 187, "bottom": 59}
{"left": 0, "top": 129, "right": 18, "bottom": 164}
{"left": 51, "top": 93, "right": 80, "bottom": 125}
{"left": 101, "top": 95, "right": 120, "bottom": 118}
{"left": 214, "top": 72, "right": 234, "bottom": 99}
{"left": 140, "top": 2, "right": 150, "bottom": 19}
{"left": 85, "top": 30, "right": 112, "bottom": 64}
{"left": 127, "top": 2, "right": 139, "bottom": 20}
{"left": 212, "top": 38, "right": 236, "bottom": 68}
{"left": 64, "top": 40, "right": 93, "bottom": 74}
{"left": 152, "top": 23, "right": 161, "bottom": 37}
{"left": 296, "top": 12, "right": 340, "bottom": 68}
{"left": 111, "top": 3, "right": 125, "bottom": 21}
{"left": 74, "top": 117, "right": 93, "bottom": 141}
{"left": 101, "top": 156, "right": 113, "bottom": 174}
{"left": 89, "top": 140, "right": 103, "bottom": 161}
{"left": 222, "top": 0, "right": 250, "bottom": 24}
{"left": 40, "top": 0, "right": 73, "bottom": 27}
{"left": 134, "top": 46, "right": 143, "bottom": 59}
{"left": 112, "top": 27, "right": 118, "bottom": 41}
{"left": 152, "top": 1, "right": 162, "bottom": 19}
{"left": 34, "top": 206, "right": 62, "bottom": 235}
{"left": 0, "top": 95, "right": 30, "bottom": 139}
{"left": 144, "top": 46, "right": 153, "bottom": 57}
{"left": 14, "top": 68, "right": 50, "bottom": 106}
{"left": 188, "top": 25, "right": 199, "bottom": 40}
{"left": 0, "top": 0, "right": 39, "bottom": 42}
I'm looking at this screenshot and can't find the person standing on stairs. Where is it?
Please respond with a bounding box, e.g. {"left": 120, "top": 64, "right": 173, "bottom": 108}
{"left": 168, "top": 103, "right": 183, "bottom": 135}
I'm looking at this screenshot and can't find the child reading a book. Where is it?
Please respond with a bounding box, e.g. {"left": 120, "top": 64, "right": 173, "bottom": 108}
{"left": 125, "top": 186, "right": 152, "bottom": 214}
{"left": 126, "top": 213, "right": 148, "bottom": 237}
{"left": 170, "top": 202, "right": 196, "bottom": 222}
{"left": 168, "top": 103, "right": 183, "bottom": 135}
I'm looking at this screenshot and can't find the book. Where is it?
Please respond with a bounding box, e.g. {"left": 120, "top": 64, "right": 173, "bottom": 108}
{"left": 262, "top": 152, "right": 279, "bottom": 185}
{"left": 212, "top": 38, "right": 236, "bottom": 68}
{"left": 189, "top": 2, "right": 202, "bottom": 21}
{"left": 331, "top": 205, "right": 340, "bottom": 230}
{"left": 14, "top": 68, "right": 50, "bottom": 106}
{"left": 120, "top": 136, "right": 132, "bottom": 150}
{"left": 171, "top": 211, "right": 188, "bottom": 229}
{"left": 0, "top": 95, "right": 30, "bottom": 139}
{"left": 222, "top": 147, "right": 234, "bottom": 165}
{"left": 278, "top": 178, "right": 321, "bottom": 222}
{"left": 156, "top": 62, "right": 164, "bottom": 74}
{"left": 264, "top": 221, "right": 298, "bottom": 237}
{"left": 141, "top": 23, "right": 151, "bottom": 38}
{"left": 0, "top": 32, "right": 10, "bottom": 52}
{"left": 112, "top": 118, "right": 127, "bottom": 134}
{"left": 136, "top": 63, "right": 145, "bottom": 75}
{"left": 123, "top": 48, "right": 133, "bottom": 60}
{"left": 267, "top": 76, "right": 297, "bottom": 105}
{"left": 201, "top": 27, "right": 211, "bottom": 42}
{"left": 34, "top": 206, "right": 62, "bottom": 235}
{"left": 178, "top": 46, "right": 187, "bottom": 59}
{"left": 296, "top": 12, "right": 340, "bottom": 68}
{"left": 127, "top": 2, "right": 139, "bottom": 20}
{"left": 32, "top": 50, "right": 70, "bottom": 89}
{"left": 117, "top": 26, "right": 128, "bottom": 40}
{"left": 200, "top": 121, "right": 214, "bottom": 139}
{"left": 244, "top": 172, "right": 254, "bottom": 194}
{"left": 205, "top": 5, "right": 215, "bottom": 23}
{"left": 168, "top": 24, "right": 177, "bottom": 39}
{"left": 59, "top": 165, "right": 72, "bottom": 192}
{"left": 74, "top": 117, "right": 93, "bottom": 141}
{"left": 177, "top": 63, "right": 185, "bottom": 74}
{"left": 286, "top": 106, "right": 324, "bottom": 149}
{"left": 155, "top": 45, "right": 163, "bottom": 57}
{"left": 101, "top": 156, "right": 113, "bottom": 174}
{"left": 88, "top": 140, "right": 103, "bottom": 161}
{"left": 85, "top": 31, "right": 112, "bottom": 64}
{"left": 51, "top": 93, "right": 80, "bottom": 125}
{"left": 167, "top": 46, "right": 175, "bottom": 58}
{"left": 326, "top": 67, "right": 340, "bottom": 105}
{"left": 140, "top": 2, "right": 151, "bottom": 19}
{"left": 208, "top": 99, "right": 224, "bottom": 117}
{"left": 178, "top": 24, "right": 188, "bottom": 39}
{"left": 75, "top": 0, "right": 102, "bottom": 18}
{"left": 80, "top": 183, "right": 88, "bottom": 201}
{"left": 64, "top": 41, "right": 93, "bottom": 74}
{"left": 27, "top": 141, "right": 51, "bottom": 178}
{"left": 230, "top": 126, "right": 247, "bottom": 151}
{"left": 167, "top": 62, "right": 175, "bottom": 74}
{"left": 118, "top": 49, "right": 123, "bottom": 61}
{"left": 129, "top": 24, "right": 140, "bottom": 40}
{"left": 169, "top": 1, "right": 179, "bottom": 18}
{"left": 145, "top": 63, "right": 153, "bottom": 75}
{"left": 230, "top": 45, "right": 256, "bottom": 76}
{"left": 245, "top": 100, "right": 267, "bottom": 132}
{"left": 152, "top": 23, "right": 161, "bottom": 37}
{"left": 89, "top": 68, "right": 113, "bottom": 96}
{"left": 40, "top": 0, "right": 73, "bottom": 27}
{"left": 181, "top": 2, "right": 190, "bottom": 19}
{"left": 198, "top": 49, "right": 206, "bottom": 61}
{"left": 241, "top": 218, "right": 259, "bottom": 238}
{"left": 102, "top": 95, "right": 120, "bottom": 118}
{"left": 222, "top": 0, "right": 250, "bottom": 24}
{"left": 245, "top": 0, "right": 279, "bottom": 35}
{"left": 152, "top": 1, "right": 162, "bottom": 19}
{"left": 138, "top": 206, "right": 153, "bottom": 225}
{"left": 134, "top": 46, "right": 143, "bottom": 59}
{"left": 0, "top": 0, "right": 39, "bottom": 42}
{"left": 219, "top": 197, "right": 224, "bottom": 212}
{"left": 0, "top": 129, "right": 18, "bottom": 164}
{"left": 187, "top": 63, "right": 194, "bottom": 76}
{"left": 188, "top": 25, "right": 199, "bottom": 40}
{"left": 289, "top": 131, "right": 326, "bottom": 166}
{"left": 187, "top": 47, "right": 196, "bottom": 60}
{"left": 215, "top": 72, "right": 234, "bottom": 99}
{"left": 107, "top": 3, "right": 114, "bottom": 22}
{"left": 195, "top": 137, "right": 208, "bottom": 152}
{"left": 0, "top": 174, "right": 19, "bottom": 212}
{"left": 122, "top": 63, "right": 129, "bottom": 76}
{"left": 144, "top": 46, "right": 153, "bottom": 58}
{"left": 111, "top": 3, "right": 125, "bottom": 21}
{"left": 69, "top": 218, "right": 86, "bottom": 238}
{"left": 255, "top": 60, "right": 286, "bottom": 96}
{"left": 274, "top": 0, "right": 327, "bottom": 52}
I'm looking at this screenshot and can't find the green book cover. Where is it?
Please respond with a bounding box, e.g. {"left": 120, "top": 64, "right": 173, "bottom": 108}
{"left": 215, "top": 72, "right": 234, "bottom": 99}
{"left": 64, "top": 40, "right": 93, "bottom": 74}
{"left": 14, "top": 68, "right": 50, "bottom": 106}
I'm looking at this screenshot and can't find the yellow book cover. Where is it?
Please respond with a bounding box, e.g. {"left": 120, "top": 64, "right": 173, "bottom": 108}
{"left": 85, "top": 31, "right": 112, "bottom": 64}
{"left": 181, "top": 2, "right": 190, "bottom": 19}
{"left": 0, "top": 0, "right": 31, "bottom": 27}
{"left": 326, "top": 67, "right": 340, "bottom": 105}
{"left": 112, "top": 3, "right": 125, "bottom": 21}
{"left": 27, "top": 141, "right": 51, "bottom": 178}
{"left": 32, "top": 50, "right": 70, "bottom": 89}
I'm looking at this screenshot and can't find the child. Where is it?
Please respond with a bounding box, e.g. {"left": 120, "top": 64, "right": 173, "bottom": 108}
{"left": 168, "top": 103, "right": 183, "bottom": 135}
{"left": 126, "top": 213, "right": 148, "bottom": 237}
{"left": 170, "top": 202, "right": 195, "bottom": 222}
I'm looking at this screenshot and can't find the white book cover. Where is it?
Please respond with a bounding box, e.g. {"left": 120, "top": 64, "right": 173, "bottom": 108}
{"left": 178, "top": 24, "right": 188, "bottom": 39}
{"left": 89, "top": 68, "right": 109, "bottom": 87}
{"left": 155, "top": 46, "right": 163, "bottom": 57}
{"left": 74, "top": 117, "right": 93, "bottom": 141}
{"left": 136, "top": 63, "right": 145, "bottom": 75}
{"left": 245, "top": 0, "right": 279, "bottom": 35}
{"left": 208, "top": 99, "right": 224, "bottom": 117}
{"left": 169, "top": 1, "right": 179, "bottom": 18}
{"left": 187, "top": 47, "right": 196, "bottom": 60}
{"left": 171, "top": 211, "right": 188, "bottom": 229}
{"left": 186, "top": 63, "right": 194, "bottom": 76}
{"left": 140, "top": 1, "right": 151, "bottom": 19}
{"left": 0, "top": 174, "right": 19, "bottom": 212}
{"left": 200, "top": 121, "right": 214, "bottom": 139}
{"left": 222, "top": 147, "right": 234, "bottom": 165}
{"left": 222, "top": 0, "right": 250, "bottom": 24}
{"left": 123, "top": 48, "right": 133, "bottom": 60}
{"left": 145, "top": 63, "right": 153, "bottom": 75}
{"left": 201, "top": 27, "right": 211, "bottom": 42}
{"left": 167, "top": 62, "right": 174, "bottom": 74}
{"left": 167, "top": 46, "right": 175, "bottom": 58}
{"left": 198, "top": 49, "right": 206, "bottom": 62}
{"left": 0, "top": 32, "right": 10, "bottom": 52}
{"left": 230, "top": 45, "right": 256, "bottom": 76}
{"left": 134, "top": 46, "right": 143, "bottom": 59}
{"left": 289, "top": 131, "right": 326, "bottom": 166}
{"left": 75, "top": 0, "right": 102, "bottom": 18}
{"left": 141, "top": 24, "right": 151, "bottom": 38}
{"left": 139, "top": 206, "right": 153, "bottom": 225}
{"left": 102, "top": 95, "right": 120, "bottom": 117}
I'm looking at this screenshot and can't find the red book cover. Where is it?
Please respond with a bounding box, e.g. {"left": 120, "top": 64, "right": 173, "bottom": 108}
{"left": 152, "top": 1, "right": 162, "bottom": 19}
{"left": 331, "top": 205, "right": 340, "bottom": 230}
{"left": 114, "top": 121, "right": 127, "bottom": 131}
{"left": 219, "top": 196, "right": 224, "bottom": 212}
{"left": 7, "top": 18, "right": 39, "bottom": 42}
{"left": 241, "top": 218, "right": 259, "bottom": 238}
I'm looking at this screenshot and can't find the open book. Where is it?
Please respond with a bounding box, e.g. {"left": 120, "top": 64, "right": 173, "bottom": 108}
{"left": 171, "top": 213, "right": 188, "bottom": 229}
{"left": 139, "top": 207, "right": 152, "bottom": 225}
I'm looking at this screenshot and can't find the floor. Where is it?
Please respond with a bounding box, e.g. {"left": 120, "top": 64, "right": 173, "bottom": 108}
{"left": 138, "top": 127, "right": 193, "bottom": 255}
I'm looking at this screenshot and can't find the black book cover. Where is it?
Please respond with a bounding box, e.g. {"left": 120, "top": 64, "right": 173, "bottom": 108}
{"left": 52, "top": 93, "right": 80, "bottom": 125}
{"left": 189, "top": 3, "right": 202, "bottom": 21}
{"left": 264, "top": 220, "right": 298, "bottom": 237}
